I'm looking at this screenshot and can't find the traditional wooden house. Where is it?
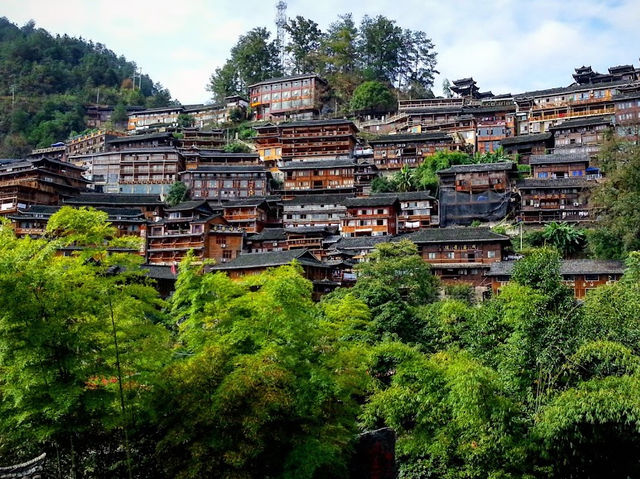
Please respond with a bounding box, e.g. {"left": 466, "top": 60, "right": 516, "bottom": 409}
{"left": 549, "top": 115, "right": 613, "bottom": 155}
{"left": 147, "top": 200, "right": 243, "bottom": 265}
{"left": 9, "top": 205, "right": 148, "bottom": 256}
{"left": 210, "top": 249, "right": 341, "bottom": 299}
{"left": 106, "top": 132, "right": 177, "bottom": 151}
{"left": 341, "top": 196, "right": 399, "bottom": 237}
{"left": 437, "top": 162, "right": 517, "bottom": 226}
{"left": 255, "top": 119, "right": 358, "bottom": 163}
{"left": 369, "top": 132, "right": 458, "bottom": 172}
{"left": 517, "top": 177, "right": 595, "bottom": 224}
{"left": 0, "top": 158, "right": 89, "bottom": 215}
{"left": 282, "top": 193, "right": 350, "bottom": 228}
{"left": 279, "top": 159, "right": 357, "bottom": 194}
{"left": 118, "top": 148, "right": 184, "bottom": 196}
{"left": 65, "top": 130, "right": 126, "bottom": 158}
{"left": 529, "top": 153, "right": 592, "bottom": 179}
{"left": 615, "top": 92, "right": 640, "bottom": 140}
{"left": 179, "top": 165, "right": 269, "bottom": 200}
{"left": 404, "top": 227, "right": 511, "bottom": 287}
{"left": 487, "top": 259, "right": 625, "bottom": 299}
{"left": 183, "top": 151, "right": 260, "bottom": 170}
{"left": 216, "top": 198, "right": 273, "bottom": 233}
{"left": 395, "top": 191, "right": 439, "bottom": 231}
{"left": 245, "top": 228, "right": 288, "bottom": 253}
{"left": 64, "top": 193, "right": 164, "bottom": 220}
{"left": 175, "top": 128, "right": 226, "bottom": 151}
{"left": 249, "top": 74, "right": 328, "bottom": 122}
{"left": 500, "top": 132, "right": 554, "bottom": 163}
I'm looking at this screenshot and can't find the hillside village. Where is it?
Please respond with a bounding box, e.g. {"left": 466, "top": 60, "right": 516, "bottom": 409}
{"left": 3, "top": 63, "right": 640, "bottom": 300}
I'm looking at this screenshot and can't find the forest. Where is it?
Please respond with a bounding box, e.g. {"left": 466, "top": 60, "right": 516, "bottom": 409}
{"left": 0, "top": 17, "right": 173, "bottom": 157}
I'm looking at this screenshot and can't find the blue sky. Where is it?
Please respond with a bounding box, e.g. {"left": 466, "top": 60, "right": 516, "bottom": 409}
{"left": 3, "top": 0, "right": 639, "bottom": 104}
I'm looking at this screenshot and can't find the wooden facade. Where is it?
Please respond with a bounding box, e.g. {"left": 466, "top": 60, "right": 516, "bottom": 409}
{"left": 147, "top": 201, "right": 243, "bottom": 265}
{"left": 279, "top": 159, "right": 356, "bottom": 193}
{"left": 549, "top": 115, "right": 613, "bottom": 155}
{"left": 406, "top": 227, "right": 511, "bottom": 287}
{"left": 341, "top": 197, "right": 399, "bottom": 237}
{"left": 183, "top": 151, "right": 260, "bottom": 170}
{"left": 249, "top": 74, "right": 328, "bottom": 122}
{"left": 487, "top": 259, "right": 625, "bottom": 299}
{"left": 282, "top": 193, "right": 350, "bottom": 228}
{"left": 500, "top": 132, "right": 554, "bottom": 163}
{"left": 64, "top": 193, "right": 164, "bottom": 220}
{"left": 369, "top": 132, "right": 458, "bottom": 172}
{"left": 0, "top": 158, "right": 89, "bottom": 215}
{"left": 529, "top": 153, "right": 591, "bottom": 179}
{"left": 517, "top": 177, "right": 595, "bottom": 223}
{"left": 65, "top": 130, "right": 126, "bottom": 158}
{"left": 179, "top": 165, "right": 269, "bottom": 200}
{"left": 118, "top": 148, "right": 184, "bottom": 196}
{"left": 218, "top": 198, "right": 271, "bottom": 233}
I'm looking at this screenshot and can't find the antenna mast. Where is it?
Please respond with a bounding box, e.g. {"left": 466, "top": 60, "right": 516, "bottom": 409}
{"left": 275, "top": 1, "right": 287, "bottom": 69}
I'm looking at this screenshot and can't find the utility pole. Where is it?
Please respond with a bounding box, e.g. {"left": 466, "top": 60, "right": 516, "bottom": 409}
{"left": 96, "top": 88, "right": 100, "bottom": 105}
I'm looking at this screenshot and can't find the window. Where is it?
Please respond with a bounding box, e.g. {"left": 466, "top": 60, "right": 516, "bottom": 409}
{"left": 216, "top": 235, "right": 226, "bottom": 245}
{"left": 428, "top": 252, "right": 437, "bottom": 259}
{"left": 487, "top": 250, "right": 496, "bottom": 258}
{"left": 571, "top": 170, "right": 583, "bottom": 176}
{"left": 585, "top": 274, "right": 600, "bottom": 282}
{"left": 446, "top": 252, "right": 455, "bottom": 259}
{"left": 222, "top": 250, "right": 233, "bottom": 259}
{"left": 538, "top": 172, "right": 549, "bottom": 178}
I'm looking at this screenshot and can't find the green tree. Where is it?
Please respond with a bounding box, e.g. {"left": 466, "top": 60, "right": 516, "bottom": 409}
{"left": 351, "top": 240, "right": 439, "bottom": 343}
{"left": 208, "top": 27, "right": 282, "bottom": 98}
{"left": 541, "top": 222, "right": 586, "bottom": 258}
{"left": 154, "top": 262, "right": 368, "bottom": 479}
{"left": 166, "top": 181, "right": 187, "bottom": 206}
{"left": 0, "top": 208, "right": 169, "bottom": 477}
{"left": 590, "top": 136, "right": 640, "bottom": 258}
{"left": 284, "top": 16, "right": 323, "bottom": 74}
{"left": 394, "top": 164, "right": 417, "bottom": 192}
{"left": 349, "top": 80, "right": 396, "bottom": 114}
{"left": 414, "top": 150, "right": 472, "bottom": 191}
{"left": 223, "top": 141, "right": 251, "bottom": 153}
{"left": 357, "top": 15, "right": 405, "bottom": 83}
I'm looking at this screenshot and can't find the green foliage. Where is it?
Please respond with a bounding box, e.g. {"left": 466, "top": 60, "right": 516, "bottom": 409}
{"left": 166, "top": 181, "right": 188, "bottom": 206}
{"left": 349, "top": 80, "right": 396, "bottom": 113}
{"left": 207, "top": 27, "right": 282, "bottom": 101}
{"left": 590, "top": 137, "right": 640, "bottom": 257}
{"left": 541, "top": 222, "right": 586, "bottom": 258}
{"left": 414, "top": 150, "right": 472, "bottom": 191}
{"left": 156, "top": 262, "right": 369, "bottom": 478}
{"left": 177, "top": 113, "right": 195, "bottom": 128}
{"left": 351, "top": 240, "right": 439, "bottom": 343}
{"left": 0, "top": 208, "right": 169, "bottom": 476}
{"left": 223, "top": 141, "right": 251, "bottom": 153}
{"left": 0, "top": 18, "right": 172, "bottom": 155}
{"left": 444, "top": 284, "right": 475, "bottom": 304}
{"left": 284, "top": 16, "right": 323, "bottom": 75}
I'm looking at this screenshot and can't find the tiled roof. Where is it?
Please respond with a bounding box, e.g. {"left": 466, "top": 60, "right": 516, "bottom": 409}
{"left": 284, "top": 194, "right": 353, "bottom": 206}
{"left": 180, "top": 165, "right": 267, "bottom": 173}
{"left": 517, "top": 178, "right": 595, "bottom": 188}
{"left": 487, "top": 259, "right": 625, "bottom": 276}
{"left": 142, "top": 264, "right": 177, "bottom": 280}
{"left": 278, "top": 159, "right": 356, "bottom": 170}
{"left": 368, "top": 132, "right": 452, "bottom": 144}
{"left": 107, "top": 132, "right": 172, "bottom": 144}
{"left": 331, "top": 235, "right": 392, "bottom": 250}
{"left": 548, "top": 115, "right": 614, "bottom": 130}
{"left": 65, "top": 193, "right": 163, "bottom": 206}
{"left": 248, "top": 73, "right": 325, "bottom": 88}
{"left": 500, "top": 133, "right": 553, "bottom": 146}
{"left": 437, "top": 161, "right": 515, "bottom": 174}
{"left": 211, "top": 249, "right": 321, "bottom": 270}
{"left": 403, "top": 227, "right": 510, "bottom": 243}
{"left": 217, "top": 198, "right": 269, "bottom": 208}
{"left": 344, "top": 196, "right": 399, "bottom": 207}
{"left": 278, "top": 118, "right": 357, "bottom": 129}
{"left": 529, "top": 153, "right": 590, "bottom": 165}
{"left": 246, "top": 228, "right": 287, "bottom": 241}
{"left": 164, "top": 200, "right": 210, "bottom": 212}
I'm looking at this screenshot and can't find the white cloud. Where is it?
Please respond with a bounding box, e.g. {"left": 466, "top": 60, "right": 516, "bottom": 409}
{"left": 3, "top": 0, "right": 640, "bottom": 103}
